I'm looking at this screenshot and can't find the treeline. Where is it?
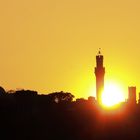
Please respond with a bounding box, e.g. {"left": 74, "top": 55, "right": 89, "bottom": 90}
{"left": 0, "top": 87, "right": 140, "bottom": 140}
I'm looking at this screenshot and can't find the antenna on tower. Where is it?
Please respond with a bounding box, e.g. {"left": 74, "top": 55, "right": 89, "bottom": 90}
{"left": 98, "top": 48, "right": 101, "bottom": 55}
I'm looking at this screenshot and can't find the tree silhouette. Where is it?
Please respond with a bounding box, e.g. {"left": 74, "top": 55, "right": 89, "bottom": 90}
{"left": 13, "top": 89, "right": 38, "bottom": 96}
{"left": 0, "top": 86, "right": 6, "bottom": 96}
{"left": 47, "top": 91, "right": 74, "bottom": 103}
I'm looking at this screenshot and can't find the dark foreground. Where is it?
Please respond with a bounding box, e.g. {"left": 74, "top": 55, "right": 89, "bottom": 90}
{"left": 0, "top": 90, "right": 140, "bottom": 140}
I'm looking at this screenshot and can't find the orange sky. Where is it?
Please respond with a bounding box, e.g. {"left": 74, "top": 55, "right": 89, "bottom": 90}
{"left": 0, "top": 0, "right": 140, "bottom": 100}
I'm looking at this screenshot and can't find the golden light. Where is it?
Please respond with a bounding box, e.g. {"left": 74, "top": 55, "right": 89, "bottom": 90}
{"left": 101, "top": 81, "right": 125, "bottom": 107}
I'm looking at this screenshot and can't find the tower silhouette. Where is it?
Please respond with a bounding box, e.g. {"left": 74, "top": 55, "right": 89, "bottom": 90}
{"left": 128, "top": 86, "right": 136, "bottom": 105}
{"left": 94, "top": 49, "right": 105, "bottom": 104}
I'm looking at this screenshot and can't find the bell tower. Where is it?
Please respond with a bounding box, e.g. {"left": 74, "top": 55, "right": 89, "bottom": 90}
{"left": 94, "top": 49, "right": 105, "bottom": 104}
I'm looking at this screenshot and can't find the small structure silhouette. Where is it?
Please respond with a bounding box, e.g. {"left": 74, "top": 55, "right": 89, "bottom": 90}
{"left": 128, "top": 86, "right": 136, "bottom": 105}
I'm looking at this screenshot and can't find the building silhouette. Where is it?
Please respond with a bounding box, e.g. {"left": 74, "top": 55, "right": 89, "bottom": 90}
{"left": 94, "top": 49, "right": 105, "bottom": 104}
{"left": 128, "top": 86, "right": 136, "bottom": 105}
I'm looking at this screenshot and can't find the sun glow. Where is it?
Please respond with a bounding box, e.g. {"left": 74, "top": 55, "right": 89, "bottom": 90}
{"left": 101, "top": 82, "right": 125, "bottom": 107}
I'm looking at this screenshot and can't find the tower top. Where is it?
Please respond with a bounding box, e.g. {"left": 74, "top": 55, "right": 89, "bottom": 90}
{"left": 98, "top": 48, "right": 101, "bottom": 56}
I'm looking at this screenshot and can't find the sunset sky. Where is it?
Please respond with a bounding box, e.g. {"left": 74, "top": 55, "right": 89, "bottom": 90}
{"left": 0, "top": 0, "right": 140, "bottom": 100}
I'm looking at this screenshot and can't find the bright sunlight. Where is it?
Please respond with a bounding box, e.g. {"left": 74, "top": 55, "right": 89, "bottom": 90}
{"left": 102, "top": 81, "right": 125, "bottom": 107}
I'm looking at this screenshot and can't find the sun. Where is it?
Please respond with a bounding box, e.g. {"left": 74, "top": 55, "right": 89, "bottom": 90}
{"left": 101, "top": 81, "right": 125, "bottom": 107}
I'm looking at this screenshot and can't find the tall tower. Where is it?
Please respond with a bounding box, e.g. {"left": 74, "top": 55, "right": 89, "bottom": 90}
{"left": 94, "top": 49, "right": 105, "bottom": 104}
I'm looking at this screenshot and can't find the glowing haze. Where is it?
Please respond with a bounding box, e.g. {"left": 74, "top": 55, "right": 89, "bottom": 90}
{"left": 0, "top": 0, "right": 140, "bottom": 100}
